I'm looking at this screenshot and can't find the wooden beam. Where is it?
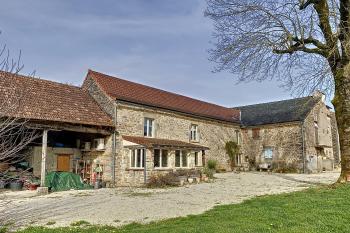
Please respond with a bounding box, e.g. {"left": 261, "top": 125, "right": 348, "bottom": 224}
{"left": 26, "top": 122, "right": 112, "bottom": 135}
{"left": 40, "top": 129, "right": 48, "bottom": 187}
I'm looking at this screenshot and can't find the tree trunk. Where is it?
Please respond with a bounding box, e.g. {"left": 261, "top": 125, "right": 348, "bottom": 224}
{"left": 332, "top": 67, "right": 350, "bottom": 182}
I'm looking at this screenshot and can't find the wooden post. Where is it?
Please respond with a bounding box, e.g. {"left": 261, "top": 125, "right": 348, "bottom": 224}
{"left": 40, "top": 129, "right": 48, "bottom": 187}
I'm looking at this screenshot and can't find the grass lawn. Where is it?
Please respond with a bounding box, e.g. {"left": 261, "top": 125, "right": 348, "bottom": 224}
{"left": 14, "top": 184, "right": 350, "bottom": 233}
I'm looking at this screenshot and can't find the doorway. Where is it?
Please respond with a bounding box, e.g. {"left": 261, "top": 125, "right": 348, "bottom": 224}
{"left": 57, "top": 154, "right": 71, "bottom": 172}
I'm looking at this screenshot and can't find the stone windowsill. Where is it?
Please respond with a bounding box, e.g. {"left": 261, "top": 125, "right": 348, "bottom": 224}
{"left": 126, "top": 168, "right": 144, "bottom": 171}
{"left": 153, "top": 168, "right": 173, "bottom": 171}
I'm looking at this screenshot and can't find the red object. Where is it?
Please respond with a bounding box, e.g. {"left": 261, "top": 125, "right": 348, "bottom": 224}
{"left": 28, "top": 184, "right": 38, "bottom": 190}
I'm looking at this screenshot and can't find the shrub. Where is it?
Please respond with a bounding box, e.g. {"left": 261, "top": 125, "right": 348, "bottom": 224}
{"left": 225, "top": 141, "right": 240, "bottom": 169}
{"left": 202, "top": 167, "right": 214, "bottom": 179}
{"left": 272, "top": 161, "right": 298, "bottom": 173}
{"left": 146, "top": 172, "right": 179, "bottom": 188}
{"left": 207, "top": 159, "right": 218, "bottom": 170}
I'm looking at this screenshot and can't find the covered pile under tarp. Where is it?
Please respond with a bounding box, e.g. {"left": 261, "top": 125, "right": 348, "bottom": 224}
{"left": 45, "top": 172, "right": 93, "bottom": 192}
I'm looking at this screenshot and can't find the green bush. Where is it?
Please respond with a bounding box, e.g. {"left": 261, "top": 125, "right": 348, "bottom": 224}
{"left": 207, "top": 159, "right": 217, "bottom": 170}
{"left": 202, "top": 167, "right": 214, "bottom": 179}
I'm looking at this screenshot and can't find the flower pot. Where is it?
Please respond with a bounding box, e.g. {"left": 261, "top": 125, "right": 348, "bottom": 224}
{"left": 28, "top": 184, "right": 39, "bottom": 191}
{"left": 0, "top": 180, "right": 5, "bottom": 189}
{"left": 188, "top": 178, "right": 194, "bottom": 184}
{"left": 0, "top": 163, "right": 9, "bottom": 172}
{"left": 10, "top": 181, "right": 23, "bottom": 191}
{"left": 179, "top": 179, "right": 185, "bottom": 186}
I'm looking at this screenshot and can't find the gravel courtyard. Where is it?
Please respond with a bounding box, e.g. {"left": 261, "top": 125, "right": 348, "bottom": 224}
{"left": 0, "top": 171, "right": 339, "bottom": 228}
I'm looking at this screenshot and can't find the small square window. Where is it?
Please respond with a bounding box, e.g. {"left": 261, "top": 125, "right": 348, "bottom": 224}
{"left": 263, "top": 147, "right": 273, "bottom": 160}
{"left": 252, "top": 128, "right": 260, "bottom": 139}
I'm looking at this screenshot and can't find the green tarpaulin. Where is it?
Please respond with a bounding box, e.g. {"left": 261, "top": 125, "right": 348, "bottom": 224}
{"left": 45, "top": 172, "right": 93, "bottom": 192}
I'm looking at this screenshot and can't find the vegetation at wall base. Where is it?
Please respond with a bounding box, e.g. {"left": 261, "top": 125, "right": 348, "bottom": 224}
{"left": 16, "top": 184, "right": 350, "bottom": 233}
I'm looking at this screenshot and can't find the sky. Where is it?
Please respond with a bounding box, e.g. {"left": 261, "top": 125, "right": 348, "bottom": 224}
{"left": 0, "top": 0, "right": 295, "bottom": 107}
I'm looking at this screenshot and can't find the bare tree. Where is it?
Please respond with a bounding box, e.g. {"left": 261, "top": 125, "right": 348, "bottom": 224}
{"left": 0, "top": 39, "right": 40, "bottom": 186}
{"left": 206, "top": 0, "right": 350, "bottom": 182}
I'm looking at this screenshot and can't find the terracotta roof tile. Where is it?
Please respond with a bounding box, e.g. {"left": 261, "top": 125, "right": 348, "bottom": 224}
{"left": 87, "top": 70, "right": 240, "bottom": 123}
{"left": 0, "top": 71, "right": 113, "bottom": 127}
{"left": 122, "top": 135, "right": 209, "bottom": 150}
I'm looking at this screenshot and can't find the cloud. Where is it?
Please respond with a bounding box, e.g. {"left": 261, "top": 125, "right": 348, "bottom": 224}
{"left": 0, "top": 0, "right": 293, "bottom": 107}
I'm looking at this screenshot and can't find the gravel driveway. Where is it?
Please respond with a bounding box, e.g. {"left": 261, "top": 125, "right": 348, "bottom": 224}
{"left": 0, "top": 171, "right": 339, "bottom": 228}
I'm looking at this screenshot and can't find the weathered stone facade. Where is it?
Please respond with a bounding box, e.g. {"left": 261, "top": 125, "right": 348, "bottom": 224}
{"left": 84, "top": 75, "right": 240, "bottom": 186}
{"left": 303, "top": 100, "right": 334, "bottom": 172}
{"left": 240, "top": 96, "right": 336, "bottom": 173}
{"left": 114, "top": 102, "right": 240, "bottom": 186}
{"left": 240, "top": 123, "right": 303, "bottom": 171}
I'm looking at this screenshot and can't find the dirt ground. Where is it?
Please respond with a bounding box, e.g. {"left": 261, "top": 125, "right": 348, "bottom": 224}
{"left": 0, "top": 171, "right": 339, "bottom": 229}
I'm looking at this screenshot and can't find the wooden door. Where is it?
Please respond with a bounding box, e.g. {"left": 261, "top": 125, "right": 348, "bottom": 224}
{"left": 57, "top": 154, "right": 71, "bottom": 172}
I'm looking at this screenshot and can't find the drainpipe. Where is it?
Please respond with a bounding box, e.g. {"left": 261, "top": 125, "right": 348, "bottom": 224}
{"left": 111, "top": 103, "right": 118, "bottom": 187}
{"left": 144, "top": 150, "right": 147, "bottom": 184}
{"left": 301, "top": 121, "right": 306, "bottom": 173}
{"left": 111, "top": 131, "right": 116, "bottom": 187}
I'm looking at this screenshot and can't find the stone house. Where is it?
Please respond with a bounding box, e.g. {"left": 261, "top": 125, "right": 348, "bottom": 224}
{"left": 236, "top": 92, "right": 339, "bottom": 173}
{"left": 0, "top": 70, "right": 339, "bottom": 188}
{"left": 82, "top": 70, "right": 241, "bottom": 186}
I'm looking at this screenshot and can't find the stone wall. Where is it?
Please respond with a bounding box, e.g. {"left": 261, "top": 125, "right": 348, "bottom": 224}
{"left": 303, "top": 100, "right": 335, "bottom": 172}
{"left": 27, "top": 146, "right": 81, "bottom": 176}
{"left": 240, "top": 123, "right": 303, "bottom": 171}
{"left": 114, "top": 102, "right": 240, "bottom": 186}
{"left": 82, "top": 75, "right": 116, "bottom": 118}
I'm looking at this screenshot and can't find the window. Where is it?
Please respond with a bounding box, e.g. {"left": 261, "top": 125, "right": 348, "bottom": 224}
{"left": 175, "top": 150, "right": 188, "bottom": 168}
{"left": 190, "top": 124, "right": 198, "bottom": 141}
{"left": 194, "top": 152, "right": 202, "bottom": 167}
{"left": 130, "top": 149, "right": 145, "bottom": 168}
{"left": 263, "top": 147, "right": 273, "bottom": 160}
{"left": 314, "top": 122, "right": 319, "bottom": 144}
{"left": 235, "top": 154, "right": 241, "bottom": 165}
{"left": 182, "top": 150, "right": 188, "bottom": 167}
{"left": 154, "top": 149, "right": 168, "bottom": 168}
{"left": 144, "top": 118, "right": 154, "bottom": 137}
{"left": 175, "top": 150, "right": 181, "bottom": 167}
{"left": 235, "top": 130, "right": 240, "bottom": 145}
{"left": 252, "top": 128, "right": 260, "bottom": 139}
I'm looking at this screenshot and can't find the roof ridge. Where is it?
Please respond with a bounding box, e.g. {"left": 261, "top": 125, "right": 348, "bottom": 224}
{"left": 233, "top": 96, "right": 314, "bottom": 109}
{"left": 88, "top": 69, "right": 234, "bottom": 111}
{"left": 0, "top": 70, "right": 81, "bottom": 90}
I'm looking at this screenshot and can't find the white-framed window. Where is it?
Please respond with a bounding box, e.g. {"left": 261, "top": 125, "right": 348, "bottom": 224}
{"left": 235, "top": 130, "right": 240, "bottom": 145}
{"left": 235, "top": 154, "right": 242, "bottom": 165}
{"left": 175, "top": 150, "right": 188, "bottom": 168}
{"left": 194, "top": 152, "right": 202, "bottom": 167}
{"left": 263, "top": 147, "right": 273, "bottom": 160}
{"left": 190, "top": 124, "right": 198, "bottom": 141}
{"left": 144, "top": 118, "right": 154, "bottom": 137}
{"left": 130, "top": 148, "right": 145, "bottom": 168}
{"left": 154, "top": 149, "right": 168, "bottom": 168}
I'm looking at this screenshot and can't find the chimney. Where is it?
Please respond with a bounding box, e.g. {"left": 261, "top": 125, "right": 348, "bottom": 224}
{"left": 312, "top": 90, "right": 325, "bottom": 102}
